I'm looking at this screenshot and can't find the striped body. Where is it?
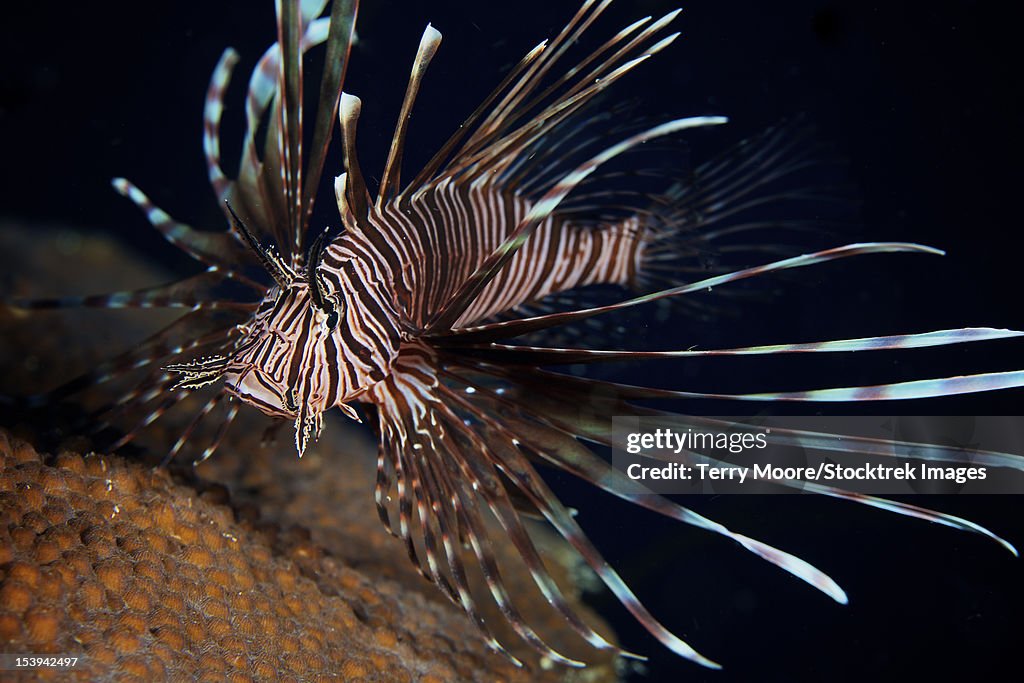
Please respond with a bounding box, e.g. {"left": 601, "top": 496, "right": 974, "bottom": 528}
{"left": 347, "top": 184, "right": 645, "bottom": 331}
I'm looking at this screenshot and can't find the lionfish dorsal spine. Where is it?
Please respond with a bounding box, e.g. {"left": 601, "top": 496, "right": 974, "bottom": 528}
{"left": 225, "top": 201, "right": 296, "bottom": 289}
{"left": 403, "top": 39, "right": 550, "bottom": 200}
{"left": 301, "top": 0, "right": 360, "bottom": 228}
{"left": 336, "top": 93, "right": 372, "bottom": 229}
{"left": 275, "top": 0, "right": 305, "bottom": 246}
{"left": 376, "top": 24, "right": 443, "bottom": 210}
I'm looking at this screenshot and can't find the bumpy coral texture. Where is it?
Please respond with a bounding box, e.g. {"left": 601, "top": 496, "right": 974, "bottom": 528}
{"left": 0, "top": 428, "right": 622, "bottom": 682}
{"left": 0, "top": 225, "right": 621, "bottom": 681}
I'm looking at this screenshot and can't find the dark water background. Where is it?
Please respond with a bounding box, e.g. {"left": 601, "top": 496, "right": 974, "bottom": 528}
{"left": 2, "top": 1, "right": 1023, "bottom": 681}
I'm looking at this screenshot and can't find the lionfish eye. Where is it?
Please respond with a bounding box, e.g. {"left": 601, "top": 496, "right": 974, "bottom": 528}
{"left": 325, "top": 308, "right": 339, "bottom": 330}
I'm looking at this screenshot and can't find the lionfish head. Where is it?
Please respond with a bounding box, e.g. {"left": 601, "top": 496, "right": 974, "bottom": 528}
{"left": 166, "top": 206, "right": 378, "bottom": 456}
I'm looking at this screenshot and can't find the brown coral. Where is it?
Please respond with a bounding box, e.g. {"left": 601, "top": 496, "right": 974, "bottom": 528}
{"left": 0, "top": 428, "right": 617, "bottom": 681}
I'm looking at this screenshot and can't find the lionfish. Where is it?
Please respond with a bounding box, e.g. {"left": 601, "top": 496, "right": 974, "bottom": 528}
{"left": 8, "top": 0, "right": 1024, "bottom": 671}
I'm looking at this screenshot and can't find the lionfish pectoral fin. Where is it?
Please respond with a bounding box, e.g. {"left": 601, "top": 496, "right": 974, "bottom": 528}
{"left": 678, "top": 447, "right": 1018, "bottom": 556}
{"left": 6, "top": 269, "right": 235, "bottom": 312}
{"left": 467, "top": 393, "right": 851, "bottom": 604}
{"left": 496, "top": 469, "right": 548, "bottom": 521}
{"left": 111, "top": 178, "right": 258, "bottom": 281}
{"left": 729, "top": 372, "right": 1024, "bottom": 402}
{"left": 437, "top": 365, "right": 851, "bottom": 640}
{"left": 462, "top": 361, "right": 1022, "bottom": 558}
{"left": 447, "top": 327, "right": 1024, "bottom": 365}
{"left": 435, "top": 380, "right": 720, "bottom": 668}
{"left": 805, "top": 482, "right": 1019, "bottom": 556}
{"left": 370, "top": 349, "right": 657, "bottom": 667}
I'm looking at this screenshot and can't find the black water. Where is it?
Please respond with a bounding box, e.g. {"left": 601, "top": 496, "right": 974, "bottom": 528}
{"left": 2, "top": 2, "right": 1022, "bottom": 681}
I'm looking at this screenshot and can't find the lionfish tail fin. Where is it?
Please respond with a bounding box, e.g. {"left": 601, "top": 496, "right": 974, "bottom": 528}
{"left": 633, "top": 119, "right": 852, "bottom": 295}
